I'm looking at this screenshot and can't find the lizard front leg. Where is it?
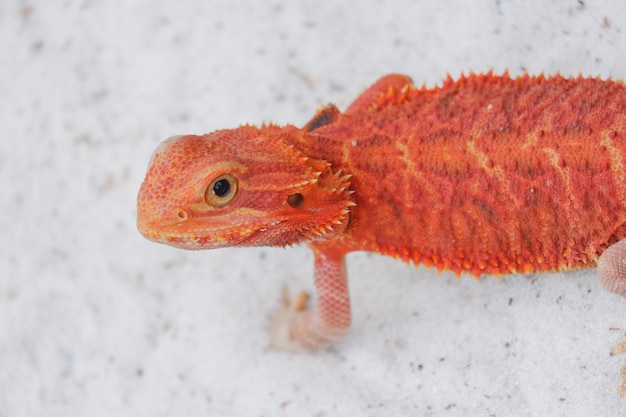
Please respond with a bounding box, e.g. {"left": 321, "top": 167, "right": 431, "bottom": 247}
{"left": 598, "top": 238, "right": 626, "bottom": 297}
{"left": 271, "top": 246, "right": 351, "bottom": 351}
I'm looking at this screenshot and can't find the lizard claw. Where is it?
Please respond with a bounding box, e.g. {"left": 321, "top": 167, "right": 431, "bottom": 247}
{"left": 281, "top": 285, "right": 309, "bottom": 311}
{"left": 270, "top": 287, "right": 311, "bottom": 351}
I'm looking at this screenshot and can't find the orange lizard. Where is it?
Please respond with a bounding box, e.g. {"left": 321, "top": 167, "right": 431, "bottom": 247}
{"left": 137, "top": 72, "right": 626, "bottom": 352}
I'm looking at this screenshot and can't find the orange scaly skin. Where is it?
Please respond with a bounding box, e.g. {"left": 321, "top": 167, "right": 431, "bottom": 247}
{"left": 137, "top": 72, "right": 626, "bottom": 351}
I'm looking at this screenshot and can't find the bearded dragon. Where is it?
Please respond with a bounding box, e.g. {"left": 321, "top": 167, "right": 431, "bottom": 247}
{"left": 137, "top": 72, "right": 626, "bottom": 354}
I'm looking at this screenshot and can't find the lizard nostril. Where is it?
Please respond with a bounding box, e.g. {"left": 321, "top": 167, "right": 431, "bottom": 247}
{"left": 175, "top": 209, "right": 188, "bottom": 221}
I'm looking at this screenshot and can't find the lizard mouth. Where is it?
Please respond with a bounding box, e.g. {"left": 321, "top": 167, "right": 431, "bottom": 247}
{"left": 137, "top": 216, "right": 262, "bottom": 250}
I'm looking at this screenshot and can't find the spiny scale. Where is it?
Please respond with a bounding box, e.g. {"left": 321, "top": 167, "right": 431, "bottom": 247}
{"left": 295, "top": 72, "right": 626, "bottom": 276}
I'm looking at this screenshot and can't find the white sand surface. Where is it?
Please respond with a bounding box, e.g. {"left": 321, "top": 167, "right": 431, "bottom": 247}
{"left": 2, "top": 1, "right": 626, "bottom": 415}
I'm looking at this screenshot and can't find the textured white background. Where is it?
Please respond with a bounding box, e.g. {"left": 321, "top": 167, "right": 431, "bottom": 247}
{"left": 2, "top": 0, "right": 626, "bottom": 416}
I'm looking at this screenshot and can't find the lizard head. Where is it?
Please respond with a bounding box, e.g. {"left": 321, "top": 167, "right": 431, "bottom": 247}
{"left": 137, "top": 125, "right": 354, "bottom": 249}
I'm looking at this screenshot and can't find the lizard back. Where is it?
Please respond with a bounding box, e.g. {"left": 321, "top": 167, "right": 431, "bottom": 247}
{"left": 302, "top": 73, "right": 626, "bottom": 275}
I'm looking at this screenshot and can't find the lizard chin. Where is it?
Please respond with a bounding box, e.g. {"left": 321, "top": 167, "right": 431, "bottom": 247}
{"left": 137, "top": 212, "right": 351, "bottom": 250}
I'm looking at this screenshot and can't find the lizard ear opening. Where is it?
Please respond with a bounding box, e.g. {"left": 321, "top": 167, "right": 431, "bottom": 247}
{"left": 287, "top": 193, "right": 304, "bottom": 208}
{"left": 206, "top": 174, "right": 238, "bottom": 207}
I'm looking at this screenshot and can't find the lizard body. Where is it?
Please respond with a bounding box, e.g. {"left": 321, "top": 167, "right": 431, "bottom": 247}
{"left": 138, "top": 72, "right": 626, "bottom": 350}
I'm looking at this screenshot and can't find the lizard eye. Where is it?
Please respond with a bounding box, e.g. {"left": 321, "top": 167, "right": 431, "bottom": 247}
{"left": 206, "top": 174, "right": 238, "bottom": 207}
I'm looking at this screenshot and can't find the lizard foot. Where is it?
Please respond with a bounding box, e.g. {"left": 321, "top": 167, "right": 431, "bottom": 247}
{"left": 270, "top": 287, "right": 311, "bottom": 351}
{"left": 270, "top": 249, "right": 352, "bottom": 351}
